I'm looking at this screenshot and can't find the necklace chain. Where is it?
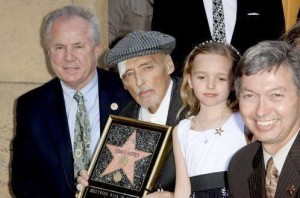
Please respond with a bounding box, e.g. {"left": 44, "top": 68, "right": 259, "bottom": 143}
{"left": 192, "top": 110, "right": 231, "bottom": 144}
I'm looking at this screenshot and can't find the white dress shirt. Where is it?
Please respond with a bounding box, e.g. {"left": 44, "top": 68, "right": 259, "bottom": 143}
{"left": 61, "top": 72, "right": 100, "bottom": 158}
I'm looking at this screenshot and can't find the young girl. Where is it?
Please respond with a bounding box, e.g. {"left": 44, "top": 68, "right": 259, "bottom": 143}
{"left": 173, "top": 41, "right": 247, "bottom": 198}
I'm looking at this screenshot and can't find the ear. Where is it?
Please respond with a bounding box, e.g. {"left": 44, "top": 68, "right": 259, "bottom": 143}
{"left": 47, "top": 48, "right": 51, "bottom": 56}
{"left": 165, "top": 55, "right": 175, "bottom": 74}
{"left": 187, "top": 74, "right": 193, "bottom": 89}
{"left": 94, "top": 44, "right": 102, "bottom": 57}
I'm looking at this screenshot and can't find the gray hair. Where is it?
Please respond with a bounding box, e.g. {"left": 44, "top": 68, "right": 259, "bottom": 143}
{"left": 234, "top": 40, "right": 300, "bottom": 96}
{"left": 42, "top": 5, "right": 100, "bottom": 48}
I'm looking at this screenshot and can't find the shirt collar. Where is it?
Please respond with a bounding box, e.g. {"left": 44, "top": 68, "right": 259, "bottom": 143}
{"left": 263, "top": 129, "right": 299, "bottom": 174}
{"left": 60, "top": 71, "right": 98, "bottom": 103}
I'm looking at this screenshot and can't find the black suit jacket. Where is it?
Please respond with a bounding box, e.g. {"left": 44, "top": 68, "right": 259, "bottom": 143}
{"left": 11, "top": 68, "right": 131, "bottom": 198}
{"left": 152, "top": 0, "right": 285, "bottom": 77}
{"left": 119, "top": 77, "right": 184, "bottom": 192}
{"left": 228, "top": 132, "right": 300, "bottom": 198}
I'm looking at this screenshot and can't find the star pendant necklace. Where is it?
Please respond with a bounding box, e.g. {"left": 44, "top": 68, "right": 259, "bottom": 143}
{"left": 194, "top": 111, "right": 230, "bottom": 144}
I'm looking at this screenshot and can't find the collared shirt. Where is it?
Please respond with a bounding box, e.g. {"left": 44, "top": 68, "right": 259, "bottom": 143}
{"left": 203, "top": 0, "right": 237, "bottom": 43}
{"left": 263, "top": 129, "right": 299, "bottom": 175}
{"left": 138, "top": 80, "right": 173, "bottom": 125}
{"left": 61, "top": 72, "right": 100, "bottom": 158}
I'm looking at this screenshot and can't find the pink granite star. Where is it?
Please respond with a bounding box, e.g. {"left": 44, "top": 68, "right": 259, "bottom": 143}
{"left": 101, "top": 130, "right": 152, "bottom": 185}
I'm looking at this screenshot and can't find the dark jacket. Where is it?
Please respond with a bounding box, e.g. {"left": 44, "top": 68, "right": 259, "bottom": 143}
{"left": 11, "top": 68, "right": 131, "bottom": 198}
{"left": 228, "top": 132, "right": 300, "bottom": 198}
{"left": 152, "top": 0, "right": 285, "bottom": 77}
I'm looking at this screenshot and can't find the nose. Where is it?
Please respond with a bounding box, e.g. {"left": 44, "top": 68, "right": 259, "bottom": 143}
{"left": 135, "top": 72, "right": 145, "bottom": 87}
{"left": 206, "top": 78, "right": 216, "bottom": 89}
{"left": 255, "top": 97, "right": 269, "bottom": 118}
{"left": 64, "top": 48, "right": 75, "bottom": 62}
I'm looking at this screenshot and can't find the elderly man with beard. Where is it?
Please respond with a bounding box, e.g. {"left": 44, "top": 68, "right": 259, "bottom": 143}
{"left": 77, "top": 31, "right": 184, "bottom": 197}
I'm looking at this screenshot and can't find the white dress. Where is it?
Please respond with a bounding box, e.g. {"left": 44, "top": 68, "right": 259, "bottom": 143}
{"left": 177, "top": 112, "right": 247, "bottom": 177}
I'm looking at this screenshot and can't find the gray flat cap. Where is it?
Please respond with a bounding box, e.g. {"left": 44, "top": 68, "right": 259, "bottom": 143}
{"left": 104, "top": 31, "right": 176, "bottom": 67}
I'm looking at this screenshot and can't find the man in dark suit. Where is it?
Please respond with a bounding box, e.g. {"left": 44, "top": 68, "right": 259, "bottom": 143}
{"left": 151, "top": 0, "right": 285, "bottom": 77}
{"left": 228, "top": 41, "right": 300, "bottom": 198}
{"left": 11, "top": 5, "right": 131, "bottom": 198}
{"left": 77, "top": 31, "right": 184, "bottom": 197}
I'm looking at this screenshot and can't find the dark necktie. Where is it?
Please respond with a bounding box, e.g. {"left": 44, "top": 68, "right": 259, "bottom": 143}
{"left": 265, "top": 157, "right": 279, "bottom": 198}
{"left": 73, "top": 92, "right": 91, "bottom": 177}
{"left": 213, "top": 0, "right": 226, "bottom": 41}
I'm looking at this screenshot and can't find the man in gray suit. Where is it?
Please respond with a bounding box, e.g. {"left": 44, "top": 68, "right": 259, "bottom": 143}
{"left": 77, "top": 31, "right": 184, "bottom": 197}
{"left": 228, "top": 41, "right": 300, "bottom": 198}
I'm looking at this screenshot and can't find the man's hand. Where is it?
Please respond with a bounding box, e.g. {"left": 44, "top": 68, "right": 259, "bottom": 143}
{"left": 76, "top": 170, "right": 89, "bottom": 191}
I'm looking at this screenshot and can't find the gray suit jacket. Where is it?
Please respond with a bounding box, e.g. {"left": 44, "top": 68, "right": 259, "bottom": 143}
{"left": 119, "top": 77, "right": 184, "bottom": 192}
{"left": 228, "top": 132, "right": 300, "bottom": 198}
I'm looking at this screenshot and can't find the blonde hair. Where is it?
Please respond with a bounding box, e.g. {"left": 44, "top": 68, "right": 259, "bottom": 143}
{"left": 179, "top": 41, "right": 241, "bottom": 118}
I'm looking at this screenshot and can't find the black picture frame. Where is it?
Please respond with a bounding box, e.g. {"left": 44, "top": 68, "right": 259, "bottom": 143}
{"left": 78, "top": 115, "right": 172, "bottom": 198}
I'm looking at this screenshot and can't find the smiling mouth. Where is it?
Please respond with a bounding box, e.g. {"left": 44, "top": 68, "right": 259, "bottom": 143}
{"left": 256, "top": 119, "right": 277, "bottom": 127}
{"left": 63, "top": 67, "right": 80, "bottom": 73}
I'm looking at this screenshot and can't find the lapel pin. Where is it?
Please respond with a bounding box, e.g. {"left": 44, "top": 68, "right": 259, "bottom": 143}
{"left": 286, "top": 184, "right": 295, "bottom": 196}
{"left": 111, "top": 103, "right": 118, "bottom": 111}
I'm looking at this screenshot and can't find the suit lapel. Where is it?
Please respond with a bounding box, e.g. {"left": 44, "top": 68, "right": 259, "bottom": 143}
{"left": 97, "top": 70, "right": 109, "bottom": 130}
{"left": 126, "top": 102, "right": 140, "bottom": 119}
{"left": 166, "top": 78, "right": 182, "bottom": 126}
{"left": 248, "top": 146, "right": 266, "bottom": 198}
{"left": 44, "top": 80, "right": 74, "bottom": 192}
{"left": 197, "top": 0, "right": 211, "bottom": 36}
{"left": 97, "top": 68, "right": 130, "bottom": 131}
{"left": 231, "top": 0, "right": 242, "bottom": 47}
{"left": 276, "top": 132, "right": 300, "bottom": 198}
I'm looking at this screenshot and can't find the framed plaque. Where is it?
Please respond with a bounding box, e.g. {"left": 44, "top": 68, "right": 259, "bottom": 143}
{"left": 78, "top": 115, "right": 172, "bottom": 198}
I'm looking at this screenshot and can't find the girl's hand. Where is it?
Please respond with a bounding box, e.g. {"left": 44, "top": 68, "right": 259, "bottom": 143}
{"left": 143, "top": 191, "right": 173, "bottom": 198}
